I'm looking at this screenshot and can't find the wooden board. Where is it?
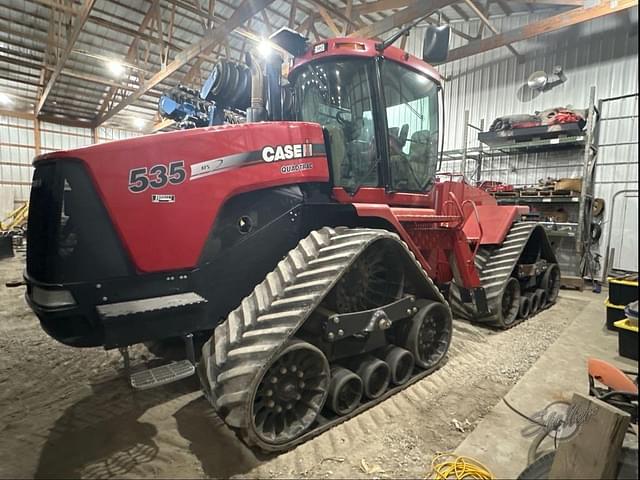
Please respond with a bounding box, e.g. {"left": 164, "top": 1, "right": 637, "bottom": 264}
{"left": 549, "top": 392, "right": 631, "bottom": 479}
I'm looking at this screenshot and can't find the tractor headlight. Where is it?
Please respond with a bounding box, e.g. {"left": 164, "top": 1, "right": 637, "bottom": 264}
{"left": 31, "top": 286, "right": 76, "bottom": 308}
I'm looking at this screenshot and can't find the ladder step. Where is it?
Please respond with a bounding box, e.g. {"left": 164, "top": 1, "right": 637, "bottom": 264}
{"left": 130, "top": 360, "right": 195, "bottom": 390}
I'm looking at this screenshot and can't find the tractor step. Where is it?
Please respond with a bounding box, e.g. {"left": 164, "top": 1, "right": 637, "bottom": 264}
{"left": 121, "top": 333, "right": 197, "bottom": 390}
{"left": 130, "top": 360, "right": 195, "bottom": 390}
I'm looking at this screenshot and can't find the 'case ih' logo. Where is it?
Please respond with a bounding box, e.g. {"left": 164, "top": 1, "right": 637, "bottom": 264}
{"left": 262, "top": 143, "right": 313, "bottom": 162}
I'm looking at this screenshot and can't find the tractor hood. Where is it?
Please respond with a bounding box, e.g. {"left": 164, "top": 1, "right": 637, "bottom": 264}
{"left": 30, "top": 122, "right": 329, "bottom": 273}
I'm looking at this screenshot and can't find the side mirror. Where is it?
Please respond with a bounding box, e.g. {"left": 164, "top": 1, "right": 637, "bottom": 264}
{"left": 423, "top": 25, "right": 450, "bottom": 65}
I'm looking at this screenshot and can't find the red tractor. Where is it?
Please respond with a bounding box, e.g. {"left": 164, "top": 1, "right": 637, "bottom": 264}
{"left": 24, "top": 26, "right": 559, "bottom": 451}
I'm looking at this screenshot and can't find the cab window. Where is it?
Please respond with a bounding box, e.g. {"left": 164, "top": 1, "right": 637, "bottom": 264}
{"left": 380, "top": 60, "right": 439, "bottom": 192}
{"left": 293, "top": 60, "right": 379, "bottom": 190}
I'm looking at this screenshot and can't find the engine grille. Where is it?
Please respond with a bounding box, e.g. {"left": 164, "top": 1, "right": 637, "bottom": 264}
{"left": 27, "top": 159, "right": 130, "bottom": 284}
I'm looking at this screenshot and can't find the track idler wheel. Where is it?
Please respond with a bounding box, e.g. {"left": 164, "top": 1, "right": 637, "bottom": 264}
{"left": 497, "top": 277, "right": 521, "bottom": 327}
{"left": 380, "top": 346, "right": 415, "bottom": 385}
{"left": 327, "top": 367, "right": 363, "bottom": 416}
{"left": 541, "top": 263, "right": 561, "bottom": 304}
{"left": 518, "top": 295, "right": 531, "bottom": 319}
{"left": 356, "top": 356, "right": 391, "bottom": 400}
{"left": 250, "top": 340, "right": 330, "bottom": 447}
{"left": 401, "top": 301, "right": 452, "bottom": 370}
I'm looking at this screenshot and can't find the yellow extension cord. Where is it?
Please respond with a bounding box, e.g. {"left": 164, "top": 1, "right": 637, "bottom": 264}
{"left": 429, "top": 453, "right": 495, "bottom": 480}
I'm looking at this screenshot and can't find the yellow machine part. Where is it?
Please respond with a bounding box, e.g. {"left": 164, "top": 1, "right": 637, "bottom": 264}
{"left": 0, "top": 202, "right": 29, "bottom": 233}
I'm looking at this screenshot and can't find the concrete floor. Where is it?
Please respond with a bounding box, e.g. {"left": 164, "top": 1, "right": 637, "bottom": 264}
{"left": 0, "top": 251, "right": 635, "bottom": 479}
{"left": 455, "top": 289, "right": 638, "bottom": 478}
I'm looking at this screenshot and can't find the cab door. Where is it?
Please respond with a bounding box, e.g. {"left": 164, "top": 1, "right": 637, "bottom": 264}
{"left": 378, "top": 60, "right": 442, "bottom": 194}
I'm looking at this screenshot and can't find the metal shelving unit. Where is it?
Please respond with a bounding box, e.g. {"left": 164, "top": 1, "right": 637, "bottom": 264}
{"left": 442, "top": 87, "right": 599, "bottom": 289}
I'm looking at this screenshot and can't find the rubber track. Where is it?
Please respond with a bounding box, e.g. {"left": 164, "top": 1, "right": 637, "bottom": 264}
{"left": 449, "top": 222, "right": 556, "bottom": 328}
{"left": 198, "top": 226, "right": 448, "bottom": 452}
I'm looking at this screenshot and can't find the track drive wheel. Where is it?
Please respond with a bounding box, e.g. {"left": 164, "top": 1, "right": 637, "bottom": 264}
{"left": 400, "top": 301, "right": 452, "bottom": 371}
{"left": 248, "top": 340, "right": 330, "bottom": 448}
{"left": 496, "top": 277, "right": 521, "bottom": 328}
{"left": 541, "top": 263, "right": 561, "bottom": 305}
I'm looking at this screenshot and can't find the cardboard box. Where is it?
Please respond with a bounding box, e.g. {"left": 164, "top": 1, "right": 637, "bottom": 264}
{"left": 554, "top": 178, "right": 582, "bottom": 192}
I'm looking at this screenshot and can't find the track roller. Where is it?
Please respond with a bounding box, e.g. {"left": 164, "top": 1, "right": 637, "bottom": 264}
{"left": 327, "top": 366, "right": 363, "bottom": 416}
{"left": 530, "top": 290, "right": 542, "bottom": 314}
{"left": 249, "top": 340, "right": 330, "bottom": 446}
{"left": 356, "top": 356, "right": 391, "bottom": 400}
{"left": 400, "top": 300, "right": 452, "bottom": 370}
{"left": 380, "top": 346, "right": 414, "bottom": 385}
{"left": 518, "top": 295, "right": 531, "bottom": 319}
{"left": 536, "top": 288, "right": 548, "bottom": 310}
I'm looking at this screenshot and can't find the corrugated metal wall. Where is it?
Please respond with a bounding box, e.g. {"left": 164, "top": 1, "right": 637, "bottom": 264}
{"left": 0, "top": 116, "right": 140, "bottom": 217}
{"left": 0, "top": 115, "right": 35, "bottom": 214}
{"left": 406, "top": 10, "right": 638, "bottom": 272}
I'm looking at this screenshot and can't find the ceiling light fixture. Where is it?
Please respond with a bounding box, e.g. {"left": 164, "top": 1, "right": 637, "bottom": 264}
{"left": 133, "top": 118, "right": 146, "bottom": 130}
{"left": 0, "top": 92, "right": 14, "bottom": 106}
{"left": 257, "top": 39, "right": 273, "bottom": 58}
{"left": 107, "top": 60, "right": 125, "bottom": 77}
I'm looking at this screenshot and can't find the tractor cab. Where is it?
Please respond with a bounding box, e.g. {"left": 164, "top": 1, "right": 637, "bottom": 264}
{"left": 282, "top": 27, "right": 449, "bottom": 195}
{"left": 290, "top": 54, "right": 441, "bottom": 193}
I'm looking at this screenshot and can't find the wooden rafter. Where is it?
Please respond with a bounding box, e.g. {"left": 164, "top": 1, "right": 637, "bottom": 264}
{"left": 96, "top": 0, "right": 160, "bottom": 118}
{"left": 35, "top": 0, "right": 96, "bottom": 115}
{"left": 352, "top": 0, "right": 414, "bottom": 15}
{"left": 97, "top": 0, "right": 277, "bottom": 125}
{"left": 463, "top": 0, "right": 522, "bottom": 59}
{"left": 349, "top": 1, "right": 456, "bottom": 40}
{"left": 447, "top": 0, "right": 638, "bottom": 62}
{"left": 342, "top": 0, "right": 353, "bottom": 35}
{"left": 522, "top": 0, "right": 585, "bottom": 5}
{"left": 288, "top": 0, "right": 298, "bottom": 28}
{"left": 494, "top": 0, "right": 513, "bottom": 15}
{"left": 450, "top": 3, "right": 470, "bottom": 20}
{"left": 319, "top": 7, "right": 341, "bottom": 36}
{"left": 308, "top": 0, "right": 362, "bottom": 31}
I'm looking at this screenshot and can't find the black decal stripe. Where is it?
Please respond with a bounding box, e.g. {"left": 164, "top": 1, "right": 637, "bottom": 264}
{"left": 190, "top": 144, "right": 326, "bottom": 181}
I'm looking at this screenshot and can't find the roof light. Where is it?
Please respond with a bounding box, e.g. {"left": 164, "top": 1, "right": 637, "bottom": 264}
{"left": 133, "top": 118, "right": 146, "bottom": 130}
{"left": 0, "top": 92, "right": 13, "bottom": 106}
{"left": 257, "top": 40, "right": 273, "bottom": 58}
{"left": 107, "top": 60, "right": 125, "bottom": 77}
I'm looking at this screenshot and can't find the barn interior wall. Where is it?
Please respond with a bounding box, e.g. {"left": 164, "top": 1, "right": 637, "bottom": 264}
{"left": 0, "top": 116, "right": 139, "bottom": 216}
{"left": 407, "top": 10, "right": 638, "bottom": 272}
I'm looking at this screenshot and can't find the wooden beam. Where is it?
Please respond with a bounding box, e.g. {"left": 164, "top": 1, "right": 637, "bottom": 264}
{"left": 97, "top": 0, "right": 277, "bottom": 125}
{"left": 32, "top": 0, "right": 78, "bottom": 15}
{"left": 149, "top": 118, "right": 175, "bottom": 133}
{"left": 207, "top": 0, "right": 216, "bottom": 29}
{"left": 450, "top": 3, "right": 470, "bottom": 20}
{"left": 447, "top": 0, "right": 638, "bottom": 62}
{"left": 342, "top": 0, "right": 353, "bottom": 35}
{"left": 319, "top": 7, "right": 341, "bottom": 36}
{"left": 288, "top": 0, "right": 298, "bottom": 28}
{"left": 35, "top": 0, "right": 96, "bottom": 115}
{"left": 495, "top": 0, "right": 513, "bottom": 15}
{"left": 34, "top": 119, "right": 41, "bottom": 155}
{"left": 523, "top": 0, "right": 585, "bottom": 5}
{"left": 349, "top": 1, "right": 455, "bottom": 40}
{"left": 308, "top": 0, "right": 361, "bottom": 30}
{"left": 463, "top": 0, "right": 522, "bottom": 58}
{"left": 353, "top": 0, "right": 414, "bottom": 15}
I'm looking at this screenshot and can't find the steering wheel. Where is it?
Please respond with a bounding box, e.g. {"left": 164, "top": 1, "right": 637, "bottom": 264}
{"left": 336, "top": 111, "right": 349, "bottom": 126}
